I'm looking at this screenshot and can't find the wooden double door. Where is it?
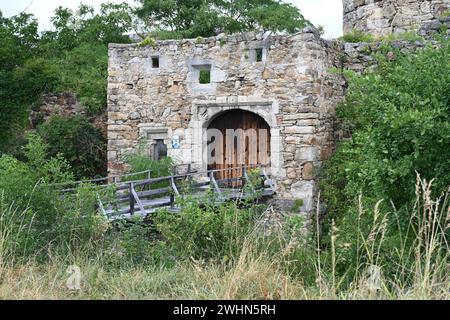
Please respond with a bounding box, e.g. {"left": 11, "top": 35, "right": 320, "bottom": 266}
{"left": 207, "top": 110, "right": 271, "bottom": 183}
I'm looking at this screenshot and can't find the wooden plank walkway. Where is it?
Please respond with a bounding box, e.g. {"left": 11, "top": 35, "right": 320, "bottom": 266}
{"left": 57, "top": 164, "right": 276, "bottom": 221}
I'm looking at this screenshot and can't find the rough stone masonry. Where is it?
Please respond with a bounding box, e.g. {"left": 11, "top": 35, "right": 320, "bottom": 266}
{"left": 108, "top": 28, "right": 344, "bottom": 216}
{"left": 107, "top": 0, "right": 449, "bottom": 218}
{"left": 343, "top": 0, "right": 450, "bottom": 37}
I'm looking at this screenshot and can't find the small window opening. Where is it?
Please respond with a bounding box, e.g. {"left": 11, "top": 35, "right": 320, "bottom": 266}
{"left": 152, "top": 56, "right": 160, "bottom": 68}
{"left": 256, "top": 48, "right": 263, "bottom": 62}
{"left": 153, "top": 139, "right": 167, "bottom": 160}
{"left": 199, "top": 69, "right": 211, "bottom": 84}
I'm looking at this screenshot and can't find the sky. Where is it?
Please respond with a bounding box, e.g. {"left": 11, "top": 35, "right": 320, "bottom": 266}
{"left": 0, "top": 0, "right": 343, "bottom": 39}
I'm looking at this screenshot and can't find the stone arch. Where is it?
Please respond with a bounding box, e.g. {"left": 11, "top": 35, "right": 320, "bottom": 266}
{"left": 201, "top": 104, "right": 278, "bottom": 130}
{"left": 190, "top": 100, "right": 284, "bottom": 179}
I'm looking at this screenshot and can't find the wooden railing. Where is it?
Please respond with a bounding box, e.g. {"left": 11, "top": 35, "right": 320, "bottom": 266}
{"left": 51, "top": 164, "right": 276, "bottom": 220}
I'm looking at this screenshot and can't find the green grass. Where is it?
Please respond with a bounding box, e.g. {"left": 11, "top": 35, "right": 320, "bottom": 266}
{"left": 341, "top": 29, "right": 425, "bottom": 44}
{"left": 341, "top": 30, "right": 374, "bottom": 43}
{"left": 0, "top": 177, "right": 448, "bottom": 300}
{"left": 440, "top": 10, "right": 450, "bottom": 18}
{"left": 380, "top": 31, "right": 425, "bottom": 42}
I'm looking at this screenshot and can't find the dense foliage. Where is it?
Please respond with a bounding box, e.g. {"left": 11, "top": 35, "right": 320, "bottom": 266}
{"left": 154, "top": 197, "right": 263, "bottom": 260}
{"left": 42, "top": 3, "right": 133, "bottom": 51}
{"left": 38, "top": 116, "right": 107, "bottom": 179}
{"left": 0, "top": 4, "right": 132, "bottom": 174}
{"left": 135, "top": 0, "right": 309, "bottom": 39}
{"left": 0, "top": 12, "right": 56, "bottom": 153}
{"left": 320, "top": 37, "right": 450, "bottom": 278}
{"left": 124, "top": 146, "right": 174, "bottom": 179}
{"left": 41, "top": 3, "right": 133, "bottom": 115}
{"left": 0, "top": 128, "right": 447, "bottom": 299}
{"left": 0, "top": 135, "right": 105, "bottom": 257}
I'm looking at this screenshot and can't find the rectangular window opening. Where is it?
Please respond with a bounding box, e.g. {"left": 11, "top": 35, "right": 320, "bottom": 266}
{"left": 199, "top": 69, "right": 211, "bottom": 84}
{"left": 256, "top": 48, "right": 263, "bottom": 62}
{"left": 152, "top": 56, "right": 160, "bottom": 68}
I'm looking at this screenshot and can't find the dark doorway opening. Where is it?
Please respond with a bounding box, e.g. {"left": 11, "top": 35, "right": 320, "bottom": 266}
{"left": 153, "top": 139, "right": 167, "bottom": 160}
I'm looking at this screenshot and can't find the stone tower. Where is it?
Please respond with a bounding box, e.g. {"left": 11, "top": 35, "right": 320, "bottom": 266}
{"left": 343, "top": 0, "right": 450, "bottom": 37}
{"left": 108, "top": 29, "right": 344, "bottom": 216}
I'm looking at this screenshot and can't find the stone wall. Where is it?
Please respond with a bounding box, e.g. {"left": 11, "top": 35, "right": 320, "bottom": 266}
{"left": 30, "top": 93, "right": 84, "bottom": 128}
{"left": 30, "top": 92, "right": 107, "bottom": 136}
{"left": 343, "top": 0, "right": 450, "bottom": 37}
{"left": 107, "top": 28, "right": 344, "bottom": 215}
{"left": 342, "top": 39, "right": 431, "bottom": 73}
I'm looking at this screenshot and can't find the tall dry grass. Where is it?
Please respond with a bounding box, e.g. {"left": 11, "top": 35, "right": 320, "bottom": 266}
{"left": 314, "top": 175, "right": 449, "bottom": 300}
{"left": 0, "top": 177, "right": 448, "bottom": 300}
{"left": 0, "top": 193, "right": 37, "bottom": 275}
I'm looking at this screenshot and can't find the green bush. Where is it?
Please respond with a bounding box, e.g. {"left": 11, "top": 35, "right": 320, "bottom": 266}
{"left": 23, "top": 134, "right": 74, "bottom": 184}
{"left": 0, "top": 58, "right": 58, "bottom": 154}
{"left": 125, "top": 152, "right": 173, "bottom": 178}
{"left": 0, "top": 12, "right": 42, "bottom": 154}
{"left": 123, "top": 146, "right": 174, "bottom": 190}
{"left": 138, "top": 35, "right": 157, "bottom": 48}
{"left": 103, "top": 217, "right": 173, "bottom": 268}
{"left": 341, "top": 29, "right": 374, "bottom": 43}
{"left": 154, "top": 196, "right": 262, "bottom": 260}
{"left": 52, "top": 44, "right": 109, "bottom": 115}
{"left": 37, "top": 116, "right": 106, "bottom": 179}
{"left": 0, "top": 135, "right": 107, "bottom": 257}
{"left": 115, "top": 218, "right": 154, "bottom": 264}
{"left": 320, "top": 37, "right": 450, "bottom": 279}
{"left": 0, "top": 135, "right": 73, "bottom": 207}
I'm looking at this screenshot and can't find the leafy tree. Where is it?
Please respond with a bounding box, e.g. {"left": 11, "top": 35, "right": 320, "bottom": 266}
{"left": 320, "top": 38, "right": 450, "bottom": 278}
{"left": 0, "top": 3, "right": 134, "bottom": 156}
{"left": 0, "top": 11, "right": 39, "bottom": 69}
{"left": 0, "top": 12, "right": 57, "bottom": 153}
{"left": 0, "top": 135, "right": 106, "bottom": 257}
{"left": 53, "top": 43, "right": 108, "bottom": 114}
{"left": 41, "top": 3, "right": 134, "bottom": 115}
{"left": 42, "top": 3, "right": 133, "bottom": 52}
{"left": 135, "top": 0, "right": 309, "bottom": 38}
{"left": 37, "top": 116, "right": 107, "bottom": 179}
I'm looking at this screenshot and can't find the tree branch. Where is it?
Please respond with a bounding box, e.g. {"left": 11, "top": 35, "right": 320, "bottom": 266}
{"left": 6, "top": 0, "right": 34, "bottom": 19}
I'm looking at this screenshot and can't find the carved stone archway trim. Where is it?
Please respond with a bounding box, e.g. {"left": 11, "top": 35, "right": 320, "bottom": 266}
{"left": 190, "top": 97, "right": 285, "bottom": 179}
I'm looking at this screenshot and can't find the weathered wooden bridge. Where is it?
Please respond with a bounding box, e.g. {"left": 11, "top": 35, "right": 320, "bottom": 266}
{"left": 57, "top": 165, "right": 276, "bottom": 221}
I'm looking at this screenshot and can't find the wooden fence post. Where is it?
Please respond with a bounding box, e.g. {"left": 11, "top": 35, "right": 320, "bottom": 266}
{"left": 170, "top": 193, "right": 175, "bottom": 209}
{"left": 129, "top": 182, "right": 135, "bottom": 216}
{"left": 170, "top": 166, "right": 177, "bottom": 209}
{"left": 242, "top": 166, "right": 247, "bottom": 188}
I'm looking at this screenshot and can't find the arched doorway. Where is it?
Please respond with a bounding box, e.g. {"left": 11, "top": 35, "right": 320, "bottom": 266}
{"left": 207, "top": 109, "right": 271, "bottom": 182}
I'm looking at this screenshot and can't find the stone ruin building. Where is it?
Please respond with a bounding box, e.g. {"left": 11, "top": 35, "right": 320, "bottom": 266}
{"left": 343, "top": 0, "right": 449, "bottom": 37}
{"left": 107, "top": 0, "right": 449, "bottom": 217}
